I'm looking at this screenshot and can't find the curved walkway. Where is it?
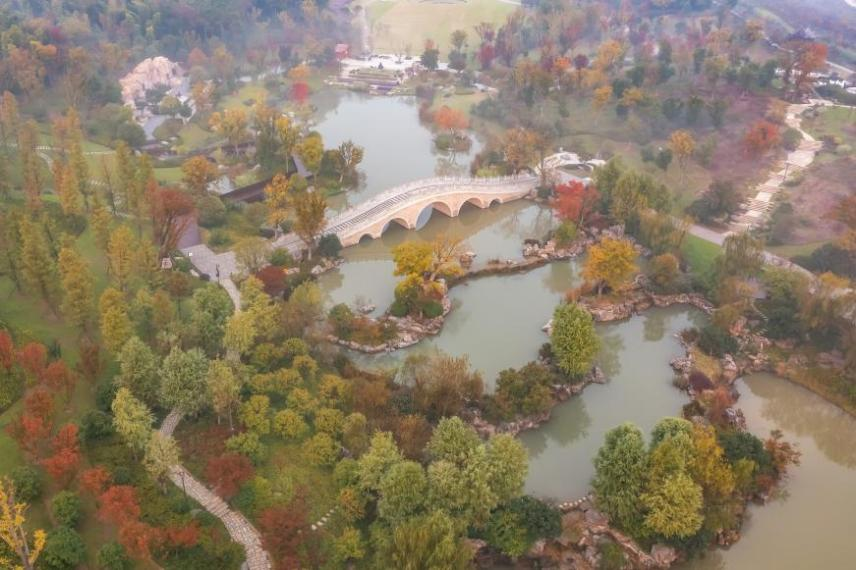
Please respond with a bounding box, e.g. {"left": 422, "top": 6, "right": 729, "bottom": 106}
{"left": 158, "top": 410, "right": 272, "bottom": 570}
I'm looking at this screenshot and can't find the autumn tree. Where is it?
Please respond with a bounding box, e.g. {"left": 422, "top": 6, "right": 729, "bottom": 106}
{"left": 143, "top": 432, "right": 180, "bottom": 491}
{"left": 553, "top": 181, "right": 600, "bottom": 228}
{"left": 259, "top": 496, "right": 310, "bottom": 569}
{"left": 97, "top": 485, "right": 141, "bottom": 526}
{"left": 181, "top": 156, "right": 218, "bottom": 195}
{"left": 207, "top": 360, "right": 241, "bottom": 430}
{"left": 58, "top": 244, "right": 94, "bottom": 332}
{"left": 0, "top": 478, "right": 46, "bottom": 570}
{"left": 434, "top": 106, "right": 469, "bottom": 140}
{"left": 40, "top": 424, "right": 81, "bottom": 487}
{"left": 44, "top": 361, "right": 75, "bottom": 403}
{"left": 99, "top": 288, "right": 133, "bottom": 355}
{"left": 669, "top": 130, "right": 695, "bottom": 182}
{"left": 337, "top": 141, "right": 364, "bottom": 183}
{"left": 148, "top": 186, "right": 194, "bottom": 258}
{"left": 742, "top": 120, "right": 780, "bottom": 157}
{"left": 111, "top": 387, "right": 154, "bottom": 454}
{"left": 264, "top": 173, "right": 292, "bottom": 232}
{"left": 583, "top": 237, "right": 638, "bottom": 295}
{"left": 209, "top": 108, "right": 248, "bottom": 155}
{"left": 502, "top": 128, "right": 538, "bottom": 173}
{"left": 550, "top": 303, "right": 600, "bottom": 377}
{"left": 18, "top": 217, "right": 57, "bottom": 309}
{"left": 292, "top": 189, "right": 327, "bottom": 258}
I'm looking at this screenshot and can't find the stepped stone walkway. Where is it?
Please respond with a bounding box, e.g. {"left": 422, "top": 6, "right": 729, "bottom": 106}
{"left": 731, "top": 100, "right": 826, "bottom": 229}
{"left": 160, "top": 411, "right": 272, "bottom": 569}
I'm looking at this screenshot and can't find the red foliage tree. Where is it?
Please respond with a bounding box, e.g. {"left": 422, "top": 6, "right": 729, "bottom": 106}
{"left": 259, "top": 495, "right": 309, "bottom": 569}
{"left": 6, "top": 413, "right": 51, "bottom": 459}
{"left": 255, "top": 266, "right": 287, "bottom": 298}
{"left": 147, "top": 185, "right": 194, "bottom": 258}
{"left": 0, "top": 330, "right": 14, "bottom": 372}
{"left": 291, "top": 82, "right": 309, "bottom": 105}
{"left": 41, "top": 424, "right": 81, "bottom": 487}
{"left": 24, "top": 386, "right": 54, "bottom": 422}
{"left": 98, "top": 485, "right": 142, "bottom": 525}
{"left": 80, "top": 466, "right": 112, "bottom": 496}
{"left": 17, "top": 342, "right": 47, "bottom": 382}
{"left": 743, "top": 120, "right": 780, "bottom": 157}
{"left": 205, "top": 453, "right": 254, "bottom": 500}
{"left": 118, "top": 519, "right": 159, "bottom": 561}
{"left": 44, "top": 360, "right": 76, "bottom": 402}
{"left": 477, "top": 43, "right": 495, "bottom": 70}
{"left": 76, "top": 338, "right": 101, "bottom": 383}
{"left": 553, "top": 181, "right": 600, "bottom": 228}
{"left": 160, "top": 523, "right": 200, "bottom": 550}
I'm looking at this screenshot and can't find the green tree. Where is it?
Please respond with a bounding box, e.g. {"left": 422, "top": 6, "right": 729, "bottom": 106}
{"left": 333, "top": 527, "right": 365, "bottom": 563}
{"left": 641, "top": 472, "right": 704, "bottom": 539}
{"left": 273, "top": 409, "right": 309, "bottom": 441}
{"left": 592, "top": 423, "right": 648, "bottom": 533}
{"left": 357, "top": 432, "right": 403, "bottom": 494}
{"left": 240, "top": 395, "right": 271, "bottom": 435}
{"left": 116, "top": 337, "right": 160, "bottom": 408}
{"left": 41, "top": 526, "right": 85, "bottom": 570}
{"left": 374, "top": 510, "right": 471, "bottom": 569}
{"left": 224, "top": 311, "right": 257, "bottom": 359}
{"left": 111, "top": 387, "right": 154, "bottom": 454}
{"left": 378, "top": 461, "right": 428, "bottom": 522}
{"left": 159, "top": 347, "right": 210, "bottom": 416}
{"left": 550, "top": 303, "right": 600, "bottom": 377}
{"left": 51, "top": 491, "right": 81, "bottom": 528}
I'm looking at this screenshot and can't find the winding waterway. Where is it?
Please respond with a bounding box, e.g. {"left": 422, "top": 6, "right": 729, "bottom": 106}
{"left": 313, "top": 92, "right": 856, "bottom": 570}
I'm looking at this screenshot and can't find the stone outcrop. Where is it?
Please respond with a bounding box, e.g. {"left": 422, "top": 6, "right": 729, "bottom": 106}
{"left": 470, "top": 367, "right": 606, "bottom": 438}
{"left": 580, "top": 291, "right": 714, "bottom": 323}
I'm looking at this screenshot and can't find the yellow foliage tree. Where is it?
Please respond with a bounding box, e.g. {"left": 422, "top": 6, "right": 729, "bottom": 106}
{"left": 181, "top": 155, "right": 218, "bottom": 195}
{"left": 582, "top": 237, "right": 638, "bottom": 295}
{"left": 264, "top": 173, "right": 292, "bottom": 231}
{"left": 0, "top": 478, "right": 46, "bottom": 570}
{"left": 669, "top": 130, "right": 695, "bottom": 181}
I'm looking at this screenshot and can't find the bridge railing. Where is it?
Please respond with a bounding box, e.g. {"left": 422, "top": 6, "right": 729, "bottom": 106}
{"left": 325, "top": 174, "right": 538, "bottom": 232}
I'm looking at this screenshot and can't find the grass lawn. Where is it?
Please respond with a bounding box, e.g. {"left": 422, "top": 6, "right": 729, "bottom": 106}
{"left": 367, "top": 0, "right": 515, "bottom": 54}
{"left": 154, "top": 166, "right": 184, "bottom": 184}
{"left": 431, "top": 90, "right": 489, "bottom": 117}
{"left": 766, "top": 240, "right": 829, "bottom": 258}
{"left": 220, "top": 84, "right": 269, "bottom": 111}
{"left": 681, "top": 233, "right": 720, "bottom": 276}
{"left": 177, "top": 122, "right": 219, "bottom": 152}
{"left": 804, "top": 105, "right": 856, "bottom": 144}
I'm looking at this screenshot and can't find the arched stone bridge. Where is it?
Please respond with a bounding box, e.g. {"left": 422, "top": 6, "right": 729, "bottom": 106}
{"left": 323, "top": 174, "right": 539, "bottom": 247}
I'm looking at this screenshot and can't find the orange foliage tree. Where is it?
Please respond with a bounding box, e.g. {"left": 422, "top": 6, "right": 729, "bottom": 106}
{"left": 41, "top": 424, "right": 81, "bottom": 487}
{"left": 742, "top": 120, "right": 780, "bottom": 157}
{"left": 148, "top": 186, "right": 194, "bottom": 258}
{"left": 434, "top": 105, "right": 469, "bottom": 139}
{"left": 553, "top": 181, "right": 600, "bottom": 228}
{"left": 205, "top": 453, "right": 254, "bottom": 500}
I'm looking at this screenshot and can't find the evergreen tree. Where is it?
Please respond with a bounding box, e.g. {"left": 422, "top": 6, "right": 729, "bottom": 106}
{"left": 550, "top": 303, "right": 600, "bottom": 377}
{"left": 111, "top": 387, "right": 154, "bottom": 454}
{"left": 592, "top": 423, "right": 648, "bottom": 534}
{"left": 159, "top": 347, "right": 210, "bottom": 416}
{"left": 116, "top": 337, "right": 160, "bottom": 407}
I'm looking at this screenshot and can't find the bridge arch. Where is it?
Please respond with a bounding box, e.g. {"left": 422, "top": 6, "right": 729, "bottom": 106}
{"left": 382, "top": 217, "right": 412, "bottom": 235}
{"left": 465, "top": 196, "right": 488, "bottom": 209}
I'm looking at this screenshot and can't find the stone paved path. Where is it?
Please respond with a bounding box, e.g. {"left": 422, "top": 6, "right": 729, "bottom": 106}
{"left": 159, "top": 410, "right": 273, "bottom": 570}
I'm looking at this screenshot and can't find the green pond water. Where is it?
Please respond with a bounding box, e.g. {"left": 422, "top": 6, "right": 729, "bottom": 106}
{"left": 314, "top": 92, "right": 856, "bottom": 569}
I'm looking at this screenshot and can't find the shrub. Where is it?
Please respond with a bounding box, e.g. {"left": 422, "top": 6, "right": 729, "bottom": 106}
{"left": 598, "top": 540, "right": 626, "bottom": 570}
{"left": 10, "top": 465, "right": 43, "bottom": 502}
{"left": 197, "top": 194, "right": 227, "bottom": 228}
{"left": 536, "top": 186, "right": 553, "bottom": 199}
{"left": 421, "top": 300, "right": 444, "bottom": 319}
{"left": 554, "top": 221, "right": 578, "bottom": 247}
{"left": 52, "top": 491, "right": 82, "bottom": 527}
{"left": 225, "top": 432, "right": 267, "bottom": 464}
{"left": 208, "top": 229, "right": 232, "bottom": 248}
{"left": 269, "top": 248, "right": 294, "bottom": 268}
{"left": 781, "top": 127, "right": 802, "bottom": 151}
{"left": 389, "top": 299, "right": 409, "bottom": 317}
{"left": 317, "top": 234, "right": 343, "bottom": 259}
{"left": 96, "top": 542, "right": 131, "bottom": 570}
{"left": 329, "top": 304, "right": 356, "bottom": 338}
{"left": 81, "top": 410, "right": 115, "bottom": 441}
{"left": 42, "top": 526, "right": 86, "bottom": 570}
{"left": 304, "top": 432, "right": 340, "bottom": 466}
{"left": 697, "top": 324, "right": 739, "bottom": 357}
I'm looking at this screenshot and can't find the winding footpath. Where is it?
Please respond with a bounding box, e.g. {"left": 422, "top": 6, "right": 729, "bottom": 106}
{"left": 158, "top": 410, "right": 272, "bottom": 570}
